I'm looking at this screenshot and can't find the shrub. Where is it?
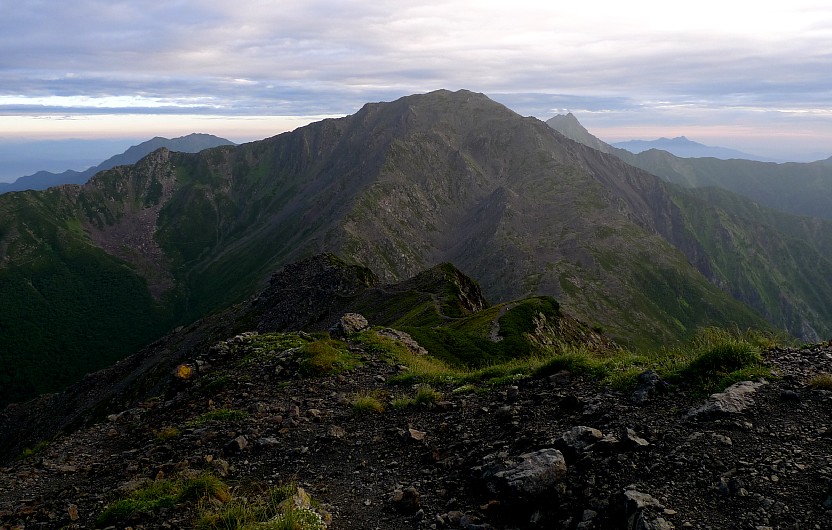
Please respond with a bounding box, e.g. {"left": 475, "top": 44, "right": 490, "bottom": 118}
{"left": 195, "top": 482, "right": 327, "bottom": 530}
{"left": 391, "top": 385, "right": 443, "bottom": 409}
{"left": 179, "top": 473, "right": 231, "bottom": 503}
{"left": 256, "top": 506, "right": 326, "bottom": 530}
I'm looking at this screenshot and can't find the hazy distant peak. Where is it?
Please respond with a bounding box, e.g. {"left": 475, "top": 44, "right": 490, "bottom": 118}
{"left": 611, "top": 137, "right": 773, "bottom": 162}
{"left": 0, "top": 133, "right": 235, "bottom": 194}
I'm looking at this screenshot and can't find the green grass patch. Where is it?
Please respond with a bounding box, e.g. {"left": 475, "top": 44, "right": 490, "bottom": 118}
{"left": 186, "top": 408, "right": 249, "bottom": 427}
{"left": 298, "top": 337, "right": 360, "bottom": 376}
{"left": 351, "top": 391, "right": 385, "bottom": 414}
{"left": 195, "top": 482, "right": 326, "bottom": 530}
{"left": 196, "top": 374, "right": 234, "bottom": 396}
{"left": 654, "top": 327, "right": 774, "bottom": 394}
{"left": 808, "top": 372, "right": 832, "bottom": 390}
{"left": 20, "top": 440, "right": 50, "bottom": 459}
{"left": 391, "top": 385, "right": 443, "bottom": 408}
{"left": 371, "top": 323, "right": 781, "bottom": 397}
{"left": 98, "top": 474, "right": 230, "bottom": 526}
{"left": 398, "top": 296, "right": 562, "bottom": 368}
{"left": 154, "top": 426, "right": 181, "bottom": 442}
{"left": 245, "top": 333, "right": 310, "bottom": 360}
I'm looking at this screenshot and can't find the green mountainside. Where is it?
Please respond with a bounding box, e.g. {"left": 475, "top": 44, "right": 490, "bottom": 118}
{"left": 547, "top": 112, "right": 832, "bottom": 342}
{"left": 4, "top": 89, "right": 832, "bottom": 407}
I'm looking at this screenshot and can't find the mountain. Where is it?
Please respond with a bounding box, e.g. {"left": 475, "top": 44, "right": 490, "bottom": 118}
{"left": 611, "top": 136, "right": 773, "bottom": 161}
{"left": 547, "top": 113, "right": 832, "bottom": 220}
{"left": 1, "top": 254, "right": 831, "bottom": 529}
{"left": 0, "top": 133, "right": 235, "bottom": 194}
{"left": 5, "top": 89, "right": 832, "bottom": 408}
{"left": 545, "top": 113, "right": 615, "bottom": 155}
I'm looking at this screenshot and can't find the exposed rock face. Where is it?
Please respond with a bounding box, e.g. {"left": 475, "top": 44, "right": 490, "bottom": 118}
{"left": 253, "top": 254, "right": 379, "bottom": 332}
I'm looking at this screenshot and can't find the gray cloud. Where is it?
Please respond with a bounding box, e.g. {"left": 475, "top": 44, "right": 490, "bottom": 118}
{"left": 1, "top": 0, "right": 830, "bottom": 159}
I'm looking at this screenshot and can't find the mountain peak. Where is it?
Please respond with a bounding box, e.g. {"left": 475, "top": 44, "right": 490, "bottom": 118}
{"left": 545, "top": 113, "right": 615, "bottom": 154}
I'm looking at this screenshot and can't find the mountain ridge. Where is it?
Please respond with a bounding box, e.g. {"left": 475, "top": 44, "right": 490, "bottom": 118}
{"left": 546, "top": 112, "right": 832, "bottom": 219}
{"left": 0, "top": 133, "right": 235, "bottom": 194}
{"left": 611, "top": 135, "right": 774, "bottom": 161}
{"left": 4, "top": 89, "right": 832, "bottom": 407}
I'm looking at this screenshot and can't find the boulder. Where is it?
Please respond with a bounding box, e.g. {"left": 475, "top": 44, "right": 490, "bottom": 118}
{"left": 330, "top": 313, "right": 369, "bottom": 337}
{"left": 687, "top": 380, "right": 767, "bottom": 418}
{"left": 480, "top": 448, "right": 567, "bottom": 496}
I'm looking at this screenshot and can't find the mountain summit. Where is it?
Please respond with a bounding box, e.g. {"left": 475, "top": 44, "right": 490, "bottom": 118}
{"left": 3, "top": 89, "right": 832, "bottom": 407}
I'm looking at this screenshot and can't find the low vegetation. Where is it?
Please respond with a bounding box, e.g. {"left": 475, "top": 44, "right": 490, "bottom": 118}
{"left": 808, "top": 372, "right": 832, "bottom": 390}
{"left": 195, "top": 482, "right": 327, "bottom": 530}
{"left": 297, "top": 337, "right": 360, "bottom": 376}
{"left": 153, "top": 426, "right": 181, "bottom": 442}
{"left": 20, "top": 440, "right": 49, "bottom": 459}
{"left": 351, "top": 391, "right": 385, "bottom": 414}
{"left": 99, "top": 475, "right": 328, "bottom": 529}
{"left": 391, "top": 385, "right": 443, "bottom": 408}
{"left": 98, "top": 474, "right": 230, "bottom": 526}
{"left": 186, "top": 408, "right": 249, "bottom": 427}
{"left": 362, "top": 326, "right": 781, "bottom": 396}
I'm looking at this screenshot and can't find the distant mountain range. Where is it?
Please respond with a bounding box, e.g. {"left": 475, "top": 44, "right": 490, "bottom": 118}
{"left": 0, "top": 133, "right": 235, "bottom": 194}
{"left": 611, "top": 136, "right": 774, "bottom": 161}
{"left": 4, "top": 90, "right": 832, "bottom": 407}
{"left": 547, "top": 113, "right": 832, "bottom": 220}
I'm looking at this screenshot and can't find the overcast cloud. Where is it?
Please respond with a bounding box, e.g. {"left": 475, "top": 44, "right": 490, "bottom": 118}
{"left": 1, "top": 0, "right": 830, "bottom": 160}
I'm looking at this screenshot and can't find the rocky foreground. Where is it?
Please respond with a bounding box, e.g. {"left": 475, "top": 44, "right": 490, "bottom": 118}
{"left": 0, "top": 325, "right": 831, "bottom": 530}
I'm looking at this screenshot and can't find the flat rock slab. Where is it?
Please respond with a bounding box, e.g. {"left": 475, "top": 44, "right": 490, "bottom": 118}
{"left": 687, "top": 380, "right": 767, "bottom": 418}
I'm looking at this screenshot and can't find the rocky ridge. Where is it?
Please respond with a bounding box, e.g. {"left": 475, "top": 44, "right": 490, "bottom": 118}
{"left": 1, "top": 324, "right": 831, "bottom": 529}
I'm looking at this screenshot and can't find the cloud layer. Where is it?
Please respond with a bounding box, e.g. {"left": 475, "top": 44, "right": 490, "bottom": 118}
{"left": 2, "top": 0, "right": 831, "bottom": 159}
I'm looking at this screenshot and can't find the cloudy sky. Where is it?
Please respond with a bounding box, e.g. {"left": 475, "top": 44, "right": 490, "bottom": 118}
{"left": 1, "top": 0, "right": 831, "bottom": 169}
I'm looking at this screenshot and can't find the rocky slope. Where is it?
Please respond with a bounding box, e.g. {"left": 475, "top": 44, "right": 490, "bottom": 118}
{"left": 1, "top": 257, "right": 831, "bottom": 529}
{"left": 0, "top": 324, "right": 830, "bottom": 529}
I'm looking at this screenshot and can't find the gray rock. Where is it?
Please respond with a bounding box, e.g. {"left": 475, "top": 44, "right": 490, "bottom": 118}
{"left": 622, "top": 428, "right": 650, "bottom": 450}
{"left": 484, "top": 448, "right": 567, "bottom": 496}
{"left": 687, "top": 380, "right": 767, "bottom": 418}
{"left": 376, "top": 328, "right": 429, "bottom": 356}
{"left": 255, "top": 437, "right": 280, "bottom": 448}
{"left": 631, "top": 370, "right": 661, "bottom": 405}
{"left": 328, "top": 425, "right": 346, "bottom": 438}
{"left": 623, "top": 489, "right": 663, "bottom": 511}
{"left": 557, "top": 426, "right": 604, "bottom": 454}
{"left": 224, "top": 435, "right": 248, "bottom": 454}
{"left": 549, "top": 370, "right": 572, "bottom": 385}
{"left": 331, "top": 313, "right": 369, "bottom": 336}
